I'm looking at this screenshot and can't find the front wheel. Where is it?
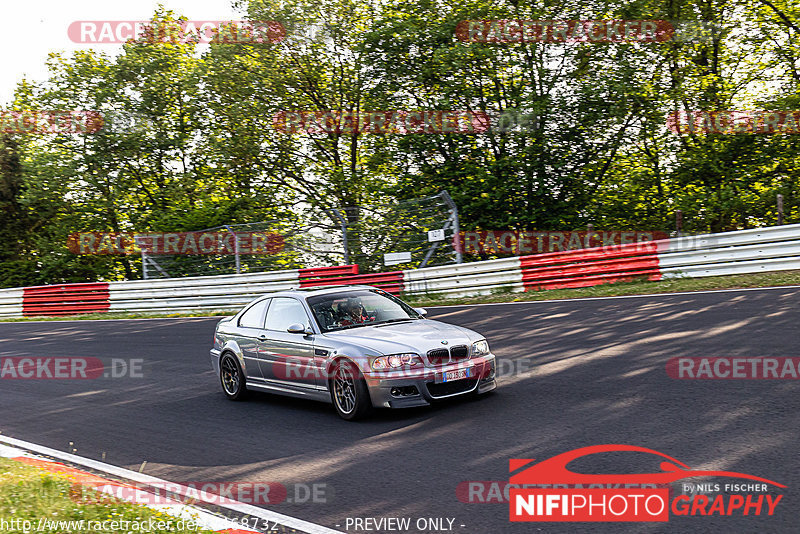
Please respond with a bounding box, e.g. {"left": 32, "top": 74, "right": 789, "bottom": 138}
{"left": 220, "top": 353, "right": 248, "bottom": 401}
{"left": 330, "top": 360, "right": 372, "bottom": 421}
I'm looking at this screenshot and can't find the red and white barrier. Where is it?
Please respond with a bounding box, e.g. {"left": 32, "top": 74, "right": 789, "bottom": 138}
{"left": 23, "top": 283, "right": 110, "bottom": 316}
{"left": 0, "top": 223, "right": 798, "bottom": 317}
{"left": 519, "top": 241, "right": 660, "bottom": 291}
{"left": 299, "top": 265, "right": 405, "bottom": 293}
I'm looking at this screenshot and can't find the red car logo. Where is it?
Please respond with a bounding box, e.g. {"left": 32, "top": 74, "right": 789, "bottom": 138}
{"left": 510, "top": 444, "right": 785, "bottom": 487}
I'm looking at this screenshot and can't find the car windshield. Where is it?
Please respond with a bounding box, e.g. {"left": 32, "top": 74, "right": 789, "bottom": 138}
{"left": 306, "top": 289, "right": 422, "bottom": 332}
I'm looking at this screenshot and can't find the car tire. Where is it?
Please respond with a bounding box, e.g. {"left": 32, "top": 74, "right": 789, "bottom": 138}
{"left": 220, "top": 353, "right": 248, "bottom": 401}
{"left": 330, "top": 359, "right": 372, "bottom": 421}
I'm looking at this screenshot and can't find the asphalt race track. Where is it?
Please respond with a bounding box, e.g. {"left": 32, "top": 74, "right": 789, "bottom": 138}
{"left": 2, "top": 287, "right": 799, "bottom": 533}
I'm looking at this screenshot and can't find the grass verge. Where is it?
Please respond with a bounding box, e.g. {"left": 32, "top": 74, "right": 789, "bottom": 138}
{"left": 3, "top": 270, "right": 800, "bottom": 322}
{"left": 0, "top": 457, "right": 215, "bottom": 533}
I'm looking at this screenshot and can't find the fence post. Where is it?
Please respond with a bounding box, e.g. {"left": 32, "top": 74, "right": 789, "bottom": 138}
{"left": 223, "top": 225, "right": 241, "bottom": 274}
{"left": 777, "top": 194, "right": 784, "bottom": 225}
{"left": 676, "top": 210, "right": 683, "bottom": 237}
{"left": 439, "top": 190, "right": 462, "bottom": 264}
{"left": 327, "top": 208, "right": 350, "bottom": 265}
{"left": 140, "top": 248, "right": 148, "bottom": 279}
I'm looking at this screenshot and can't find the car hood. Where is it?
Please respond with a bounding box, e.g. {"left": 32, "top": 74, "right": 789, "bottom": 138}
{"left": 321, "top": 319, "right": 481, "bottom": 355}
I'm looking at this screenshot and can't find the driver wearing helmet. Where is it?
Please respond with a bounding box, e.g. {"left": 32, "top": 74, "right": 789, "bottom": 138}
{"left": 338, "top": 298, "right": 370, "bottom": 326}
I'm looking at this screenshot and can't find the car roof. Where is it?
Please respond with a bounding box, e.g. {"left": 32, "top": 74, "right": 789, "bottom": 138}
{"left": 260, "top": 285, "right": 379, "bottom": 300}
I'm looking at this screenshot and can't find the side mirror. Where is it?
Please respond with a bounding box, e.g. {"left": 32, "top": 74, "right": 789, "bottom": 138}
{"left": 414, "top": 307, "right": 428, "bottom": 317}
{"left": 287, "top": 323, "right": 312, "bottom": 334}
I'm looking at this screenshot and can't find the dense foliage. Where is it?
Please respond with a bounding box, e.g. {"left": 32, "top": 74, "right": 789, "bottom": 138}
{"left": 1, "top": 0, "right": 799, "bottom": 286}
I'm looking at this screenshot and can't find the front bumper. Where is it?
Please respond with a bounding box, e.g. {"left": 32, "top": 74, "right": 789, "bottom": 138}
{"left": 363, "top": 354, "right": 497, "bottom": 408}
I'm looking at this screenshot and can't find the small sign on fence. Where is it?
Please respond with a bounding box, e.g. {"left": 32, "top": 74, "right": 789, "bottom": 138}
{"left": 427, "top": 229, "right": 446, "bottom": 242}
{"left": 384, "top": 252, "right": 412, "bottom": 266}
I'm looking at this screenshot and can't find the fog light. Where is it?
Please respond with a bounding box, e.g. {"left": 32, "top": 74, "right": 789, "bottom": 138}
{"left": 390, "top": 386, "right": 419, "bottom": 397}
{"left": 481, "top": 363, "right": 496, "bottom": 381}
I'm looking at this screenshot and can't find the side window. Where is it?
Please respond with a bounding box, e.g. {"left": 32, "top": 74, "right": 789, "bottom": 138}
{"left": 265, "top": 298, "right": 310, "bottom": 332}
{"left": 238, "top": 299, "right": 269, "bottom": 328}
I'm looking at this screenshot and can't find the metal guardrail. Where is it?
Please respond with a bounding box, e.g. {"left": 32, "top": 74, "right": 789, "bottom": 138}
{"left": 0, "top": 288, "right": 23, "bottom": 318}
{"left": 1, "top": 224, "right": 799, "bottom": 317}
{"left": 660, "top": 223, "right": 800, "bottom": 277}
{"left": 109, "top": 269, "right": 301, "bottom": 313}
{"left": 403, "top": 257, "right": 523, "bottom": 297}
{"left": 519, "top": 242, "right": 660, "bottom": 290}
{"left": 23, "top": 283, "right": 110, "bottom": 317}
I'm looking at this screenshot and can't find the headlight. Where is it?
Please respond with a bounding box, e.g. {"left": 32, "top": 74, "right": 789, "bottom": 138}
{"left": 472, "top": 339, "right": 490, "bottom": 356}
{"left": 371, "top": 353, "right": 422, "bottom": 370}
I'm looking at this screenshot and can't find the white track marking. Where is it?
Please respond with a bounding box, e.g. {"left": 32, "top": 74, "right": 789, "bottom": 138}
{"left": 0, "top": 435, "right": 344, "bottom": 534}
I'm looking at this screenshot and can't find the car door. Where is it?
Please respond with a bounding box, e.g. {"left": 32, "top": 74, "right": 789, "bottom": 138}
{"left": 259, "top": 297, "right": 319, "bottom": 389}
{"left": 235, "top": 298, "right": 270, "bottom": 381}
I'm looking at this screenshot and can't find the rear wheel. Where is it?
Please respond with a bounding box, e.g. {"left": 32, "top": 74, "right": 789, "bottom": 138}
{"left": 220, "top": 353, "right": 248, "bottom": 401}
{"left": 330, "top": 360, "right": 372, "bottom": 421}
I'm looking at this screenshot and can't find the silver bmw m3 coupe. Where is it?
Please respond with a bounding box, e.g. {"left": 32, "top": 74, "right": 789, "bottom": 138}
{"left": 210, "top": 285, "right": 497, "bottom": 420}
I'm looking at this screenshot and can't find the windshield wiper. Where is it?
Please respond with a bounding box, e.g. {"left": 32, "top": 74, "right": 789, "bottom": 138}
{"left": 326, "top": 323, "right": 371, "bottom": 332}
{"left": 374, "top": 318, "right": 417, "bottom": 327}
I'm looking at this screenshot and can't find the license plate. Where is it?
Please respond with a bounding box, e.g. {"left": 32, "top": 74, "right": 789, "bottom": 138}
{"left": 438, "top": 367, "right": 471, "bottom": 383}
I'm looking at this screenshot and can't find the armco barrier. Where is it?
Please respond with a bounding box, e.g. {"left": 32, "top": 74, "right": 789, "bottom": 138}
{"left": 300, "top": 266, "right": 404, "bottom": 294}
{"left": 520, "top": 242, "right": 661, "bottom": 291}
{"left": 1, "top": 223, "right": 799, "bottom": 317}
{"left": 0, "top": 287, "right": 24, "bottom": 318}
{"left": 659, "top": 223, "right": 800, "bottom": 278}
{"left": 108, "top": 269, "right": 301, "bottom": 313}
{"left": 298, "top": 265, "right": 359, "bottom": 280}
{"left": 403, "top": 257, "right": 522, "bottom": 297}
{"left": 23, "top": 283, "right": 110, "bottom": 317}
